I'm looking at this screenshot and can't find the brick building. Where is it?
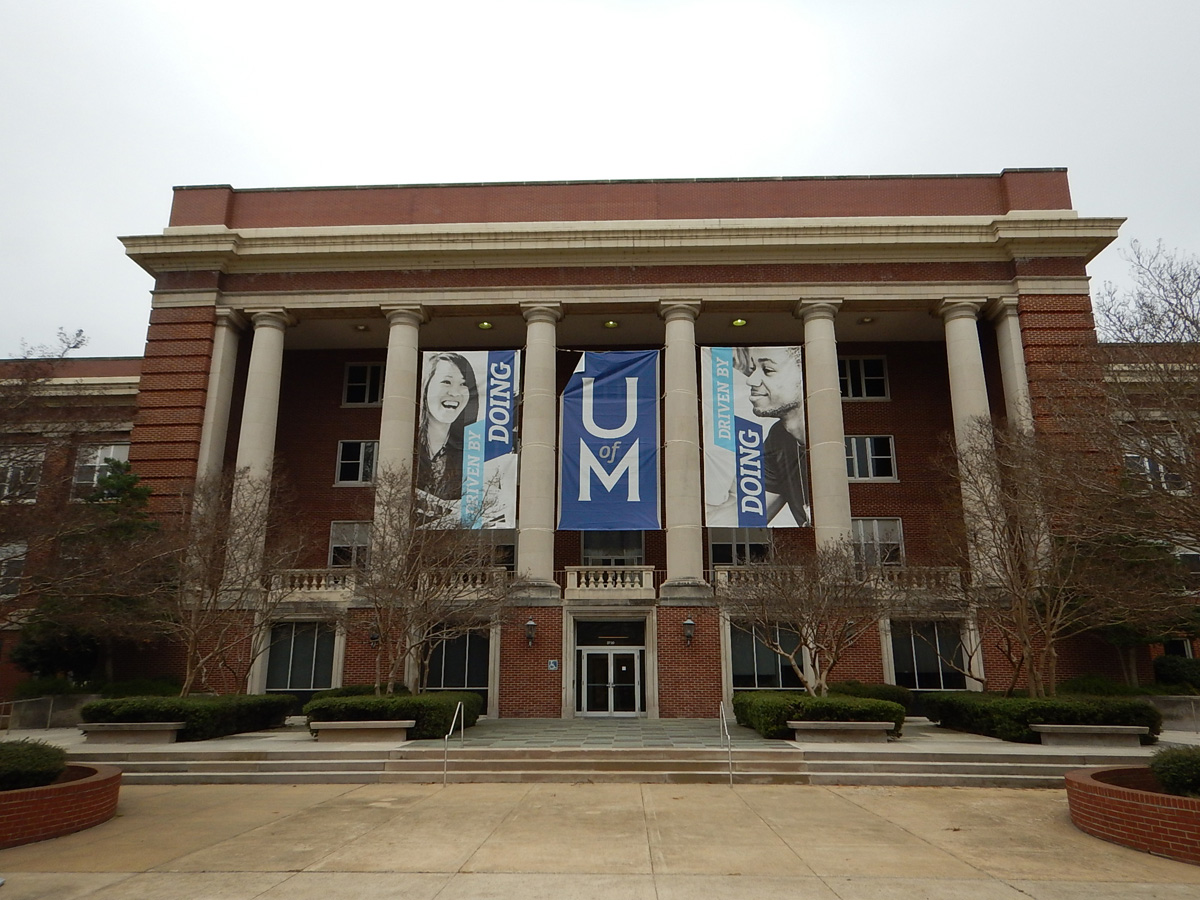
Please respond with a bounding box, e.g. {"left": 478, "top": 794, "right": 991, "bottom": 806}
{"left": 13, "top": 169, "right": 1186, "bottom": 712}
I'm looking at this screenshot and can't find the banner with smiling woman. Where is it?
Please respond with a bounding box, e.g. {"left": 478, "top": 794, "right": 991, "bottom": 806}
{"left": 558, "top": 350, "right": 661, "bottom": 530}
{"left": 416, "top": 349, "right": 520, "bottom": 529}
{"left": 701, "top": 346, "right": 811, "bottom": 529}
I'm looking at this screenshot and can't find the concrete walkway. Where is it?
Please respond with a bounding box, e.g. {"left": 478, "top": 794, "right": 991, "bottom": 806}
{"left": 2, "top": 781, "right": 1200, "bottom": 898}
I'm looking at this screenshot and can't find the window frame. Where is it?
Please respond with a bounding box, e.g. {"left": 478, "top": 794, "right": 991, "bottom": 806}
{"left": 335, "top": 440, "right": 378, "bottom": 486}
{"left": 845, "top": 435, "right": 898, "bottom": 481}
{"left": 709, "top": 527, "right": 771, "bottom": 568}
{"left": 1123, "top": 448, "right": 1187, "bottom": 494}
{"left": 72, "top": 442, "right": 130, "bottom": 498}
{"left": 838, "top": 356, "right": 889, "bottom": 401}
{"left": 851, "top": 517, "right": 904, "bottom": 567}
{"left": 328, "top": 521, "right": 372, "bottom": 568}
{"left": 887, "top": 618, "right": 970, "bottom": 691}
{"left": 581, "top": 530, "right": 645, "bottom": 567}
{"left": 342, "top": 362, "right": 385, "bottom": 407}
{"left": 728, "top": 621, "right": 807, "bottom": 691}
{"left": 264, "top": 620, "right": 338, "bottom": 693}
{"left": 0, "top": 542, "right": 27, "bottom": 598}
{"left": 0, "top": 446, "right": 44, "bottom": 503}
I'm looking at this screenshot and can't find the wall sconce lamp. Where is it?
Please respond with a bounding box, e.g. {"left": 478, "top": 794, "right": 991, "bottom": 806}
{"left": 525, "top": 619, "right": 537, "bottom": 648}
{"left": 682, "top": 618, "right": 696, "bottom": 647}
{"left": 368, "top": 626, "right": 380, "bottom": 649}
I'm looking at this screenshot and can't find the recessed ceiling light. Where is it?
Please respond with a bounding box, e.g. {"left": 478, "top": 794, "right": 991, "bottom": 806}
{"left": 731, "top": 318, "right": 748, "bottom": 327}
{"left": 858, "top": 317, "right": 875, "bottom": 325}
{"left": 478, "top": 321, "right": 494, "bottom": 330}
{"left": 352, "top": 324, "right": 369, "bottom": 332}
{"left": 604, "top": 320, "right": 619, "bottom": 329}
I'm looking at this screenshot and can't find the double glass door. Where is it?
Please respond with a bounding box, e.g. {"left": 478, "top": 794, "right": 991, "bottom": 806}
{"left": 581, "top": 650, "right": 641, "bottom": 716}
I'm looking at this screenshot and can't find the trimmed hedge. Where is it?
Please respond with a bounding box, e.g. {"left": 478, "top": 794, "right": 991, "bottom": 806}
{"left": 0, "top": 740, "right": 68, "bottom": 792}
{"left": 310, "top": 684, "right": 410, "bottom": 701}
{"left": 1153, "top": 655, "right": 1200, "bottom": 692}
{"left": 921, "top": 692, "right": 1163, "bottom": 744}
{"left": 828, "top": 680, "right": 913, "bottom": 710}
{"left": 733, "top": 691, "right": 906, "bottom": 739}
{"left": 303, "top": 691, "right": 484, "bottom": 739}
{"left": 1056, "top": 675, "right": 1149, "bottom": 697}
{"left": 80, "top": 694, "right": 296, "bottom": 742}
{"left": 1149, "top": 746, "right": 1200, "bottom": 798}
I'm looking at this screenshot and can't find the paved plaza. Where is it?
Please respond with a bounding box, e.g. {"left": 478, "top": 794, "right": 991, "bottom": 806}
{"left": 2, "top": 781, "right": 1199, "bottom": 899}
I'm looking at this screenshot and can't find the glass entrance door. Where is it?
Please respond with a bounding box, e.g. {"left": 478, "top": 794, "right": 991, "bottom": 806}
{"left": 581, "top": 650, "right": 641, "bottom": 715}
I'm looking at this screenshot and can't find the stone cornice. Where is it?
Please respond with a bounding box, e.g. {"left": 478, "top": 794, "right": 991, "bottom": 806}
{"left": 121, "top": 213, "right": 1124, "bottom": 277}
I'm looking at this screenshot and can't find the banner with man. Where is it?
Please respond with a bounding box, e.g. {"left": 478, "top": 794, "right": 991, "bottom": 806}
{"left": 558, "top": 350, "right": 661, "bottom": 530}
{"left": 701, "top": 346, "right": 812, "bottom": 528}
{"left": 416, "top": 349, "right": 520, "bottom": 529}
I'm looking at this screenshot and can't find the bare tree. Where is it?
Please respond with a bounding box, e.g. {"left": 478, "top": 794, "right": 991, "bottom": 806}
{"left": 716, "top": 538, "right": 896, "bottom": 697}
{"left": 353, "top": 468, "right": 508, "bottom": 695}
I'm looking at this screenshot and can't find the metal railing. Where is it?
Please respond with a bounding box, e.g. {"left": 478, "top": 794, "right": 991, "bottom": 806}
{"left": 718, "top": 701, "right": 734, "bottom": 786}
{"left": 0, "top": 697, "right": 55, "bottom": 735}
{"left": 443, "top": 700, "right": 466, "bottom": 785}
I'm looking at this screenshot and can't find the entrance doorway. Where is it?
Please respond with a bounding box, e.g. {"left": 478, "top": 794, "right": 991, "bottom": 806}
{"left": 575, "top": 619, "right": 646, "bottom": 717}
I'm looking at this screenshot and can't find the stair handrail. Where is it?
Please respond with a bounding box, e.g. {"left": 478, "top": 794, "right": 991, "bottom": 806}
{"left": 1, "top": 697, "right": 55, "bottom": 735}
{"left": 718, "top": 701, "right": 733, "bottom": 786}
{"left": 443, "top": 700, "right": 465, "bottom": 785}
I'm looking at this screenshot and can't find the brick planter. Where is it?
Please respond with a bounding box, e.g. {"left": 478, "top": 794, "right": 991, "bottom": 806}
{"left": 0, "top": 764, "right": 122, "bottom": 849}
{"left": 1065, "top": 766, "right": 1200, "bottom": 866}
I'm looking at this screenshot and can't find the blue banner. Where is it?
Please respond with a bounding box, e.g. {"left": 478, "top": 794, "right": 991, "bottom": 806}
{"left": 558, "top": 350, "right": 660, "bottom": 531}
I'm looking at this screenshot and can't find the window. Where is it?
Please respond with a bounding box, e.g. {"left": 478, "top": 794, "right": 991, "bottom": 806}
{"left": 1162, "top": 638, "right": 1194, "bottom": 658}
{"left": 0, "top": 543, "right": 26, "bottom": 597}
{"left": 487, "top": 529, "right": 517, "bottom": 571}
{"left": 730, "top": 623, "right": 805, "bottom": 689}
{"left": 709, "top": 528, "right": 771, "bottom": 566}
{"left": 852, "top": 518, "right": 904, "bottom": 566}
{"left": 329, "top": 521, "right": 371, "bottom": 568}
{"left": 890, "top": 620, "right": 967, "bottom": 690}
{"left": 343, "top": 363, "right": 384, "bottom": 406}
{"left": 582, "top": 531, "right": 644, "bottom": 566}
{"left": 845, "top": 436, "right": 896, "bottom": 480}
{"left": 336, "top": 440, "right": 377, "bottom": 484}
{"left": 839, "top": 357, "right": 888, "bottom": 399}
{"left": 265, "top": 622, "right": 336, "bottom": 694}
{"left": 0, "top": 447, "right": 43, "bottom": 502}
{"left": 73, "top": 442, "right": 130, "bottom": 496}
{"left": 1124, "top": 450, "right": 1185, "bottom": 492}
{"left": 426, "top": 630, "right": 491, "bottom": 706}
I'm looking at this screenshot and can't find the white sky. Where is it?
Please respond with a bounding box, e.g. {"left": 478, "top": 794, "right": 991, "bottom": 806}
{"left": 3, "top": 0, "right": 1198, "bottom": 358}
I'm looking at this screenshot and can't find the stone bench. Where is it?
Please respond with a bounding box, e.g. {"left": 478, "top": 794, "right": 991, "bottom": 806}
{"left": 308, "top": 720, "right": 417, "bottom": 742}
{"left": 1029, "top": 724, "right": 1149, "bottom": 747}
{"left": 79, "top": 722, "right": 185, "bottom": 744}
{"left": 788, "top": 720, "right": 894, "bottom": 743}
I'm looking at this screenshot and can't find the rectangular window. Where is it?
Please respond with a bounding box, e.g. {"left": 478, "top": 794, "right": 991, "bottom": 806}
{"left": 336, "top": 440, "right": 377, "bottom": 485}
{"left": 426, "top": 629, "right": 491, "bottom": 706}
{"left": 582, "top": 531, "right": 644, "bottom": 566}
{"left": 1124, "top": 451, "right": 1185, "bottom": 493}
{"left": 1162, "top": 638, "right": 1194, "bottom": 658}
{"left": 730, "top": 623, "right": 805, "bottom": 690}
{"left": 709, "top": 527, "right": 771, "bottom": 566}
{"left": 487, "top": 529, "right": 517, "bottom": 571}
{"left": 0, "top": 447, "right": 43, "bottom": 502}
{"left": 839, "top": 357, "right": 888, "bottom": 399}
{"left": 890, "top": 620, "right": 967, "bottom": 690}
{"left": 73, "top": 442, "right": 130, "bottom": 497}
{"left": 852, "top": 518, "right": 904, "bottom": 566}
{"left": 265, "top": 622, "right": 336, "bottom": 693}
{"left": 845, "top": 436, "right": 896, "bottom": 480}
{"left": 343, "top": 363, "right": 384, "bottom": 406}
{"left": 329, "top": 521, "right": 371, "bottom": 568}
{"left": 0, "top": 543, "right": 26, "bottom": 597}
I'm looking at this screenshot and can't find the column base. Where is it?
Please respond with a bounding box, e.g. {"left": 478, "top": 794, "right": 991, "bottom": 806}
{"left": 510, "top": 580, "right": 563, "bottom": 605}
{"left": 658, "top": 579, "right": 714, "bottom": 605}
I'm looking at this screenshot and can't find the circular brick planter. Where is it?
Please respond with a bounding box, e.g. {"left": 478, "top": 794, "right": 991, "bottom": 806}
{"left": 0, "top": 764, "right": 122, "bottom": 849}
{"left": 1065, "top": 766, "right": 1200, "bottom": 866}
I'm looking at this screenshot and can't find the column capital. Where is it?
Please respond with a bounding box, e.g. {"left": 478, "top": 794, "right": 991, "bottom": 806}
{"left": 214, "top": 308, "right": 248, "bottom": 331}
{"left": 249, "top": 309, "right": 295, "bottom": 331}
{"left": 795, "top": 299, "right": 843, "bottom": 322}
{"left": 984, "top": 296, "right": 1020, "bottom": 322}
{"left": 658, "top": 299, "right": 702, "bottom": 323}
{"left": 938, "top": 298, "right": 986, "bottom": 322}
{"left": 521, "top": 302, "right": 563, "bottom": 325}
{"left": 381, "top": 304, "right": 427, "bottom": 327}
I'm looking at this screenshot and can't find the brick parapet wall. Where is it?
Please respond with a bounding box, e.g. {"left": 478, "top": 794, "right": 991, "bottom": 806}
{"left": 1065, "top": 766, "right": 1200, "bottom": 866}
{"left": 0, "top": 765, "right": 121, "bottom": 849}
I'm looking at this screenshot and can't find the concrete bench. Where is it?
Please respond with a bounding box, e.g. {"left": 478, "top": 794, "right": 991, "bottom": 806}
{"left": 1029, "top": 724, "right": 1149, "bottom": 747}
{"left": 79, "top": 722, "right": 185, "bottom": 744}
{"left": 308, "top": 720, "right": 417, "bottom": 742}
{"left": 788, "top": 720, "right": 895, "bottom": 743}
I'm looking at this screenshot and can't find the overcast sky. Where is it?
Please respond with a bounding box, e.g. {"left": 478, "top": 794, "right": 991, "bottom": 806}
{"left": 3, "top": 0, "right": 1197, "bottom": 358}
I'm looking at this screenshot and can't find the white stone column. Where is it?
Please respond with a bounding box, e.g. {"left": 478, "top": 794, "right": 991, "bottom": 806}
{"left": 376, "top": 306, "right": 426, "bottom": 480}
{"left": 196, "top": 308, "right": 246, "bottom": 484}
{"left": 798, "top": 300, "right": 853, "bottom": 547}
{"left": 233, "top": 310, "right": 291, "bottom": 482}
{"left": 516, "top": 303, "right": 562, "bottom": 600}
{"left": 986, "top": 297, "right": 1034, "bottom": 434}
{"left": 659, "top": 301, "right": 709, "bottom": 599}
{"left": 940, "top": 299, "right": 993, "bottom": 448}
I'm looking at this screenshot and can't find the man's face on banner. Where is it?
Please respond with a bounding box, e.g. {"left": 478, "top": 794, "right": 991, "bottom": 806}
{"left": 745, "top": 347, "right": 803, "bottom": 418}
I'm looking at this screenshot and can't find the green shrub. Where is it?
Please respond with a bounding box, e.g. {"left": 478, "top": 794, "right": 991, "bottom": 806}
{"left": 1154, "top": 655, "right": 1200, "bottom": 692}
{"left": 829, "top": 680, "right": 913, "bottom": 710}
{"left": 733, "top": 691, "right": 906, "bottom": 738}
{"left": 303, "top": 691, "right": 483, "bottom": 739}
{"left": 922, "top": 692, "right": 1162, "bottom": 744}
{"left": 14, "top": 677, "right": 94, "bottom": 699}
{"left": 81, "top": 694, "right": 295, "bottom": 742}
{"left": 98, "top": 678, "right": 182, "bottom": 699}
{"left": 1057, "top": 675, "right": 1148, "bottom": 697}
{"left": 310, "top": 684, "right": 410, "bottom": 701}
{"left": 1149, "top": 746, "right": 1200, "bottom": 798}
{"left": 0, "top": 740, "right": 68, "bottom": 792}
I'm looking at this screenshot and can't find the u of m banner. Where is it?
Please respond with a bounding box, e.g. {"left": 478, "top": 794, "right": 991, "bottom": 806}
{"left": 558, "top": 350, "right": 661, "bottom": 531}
